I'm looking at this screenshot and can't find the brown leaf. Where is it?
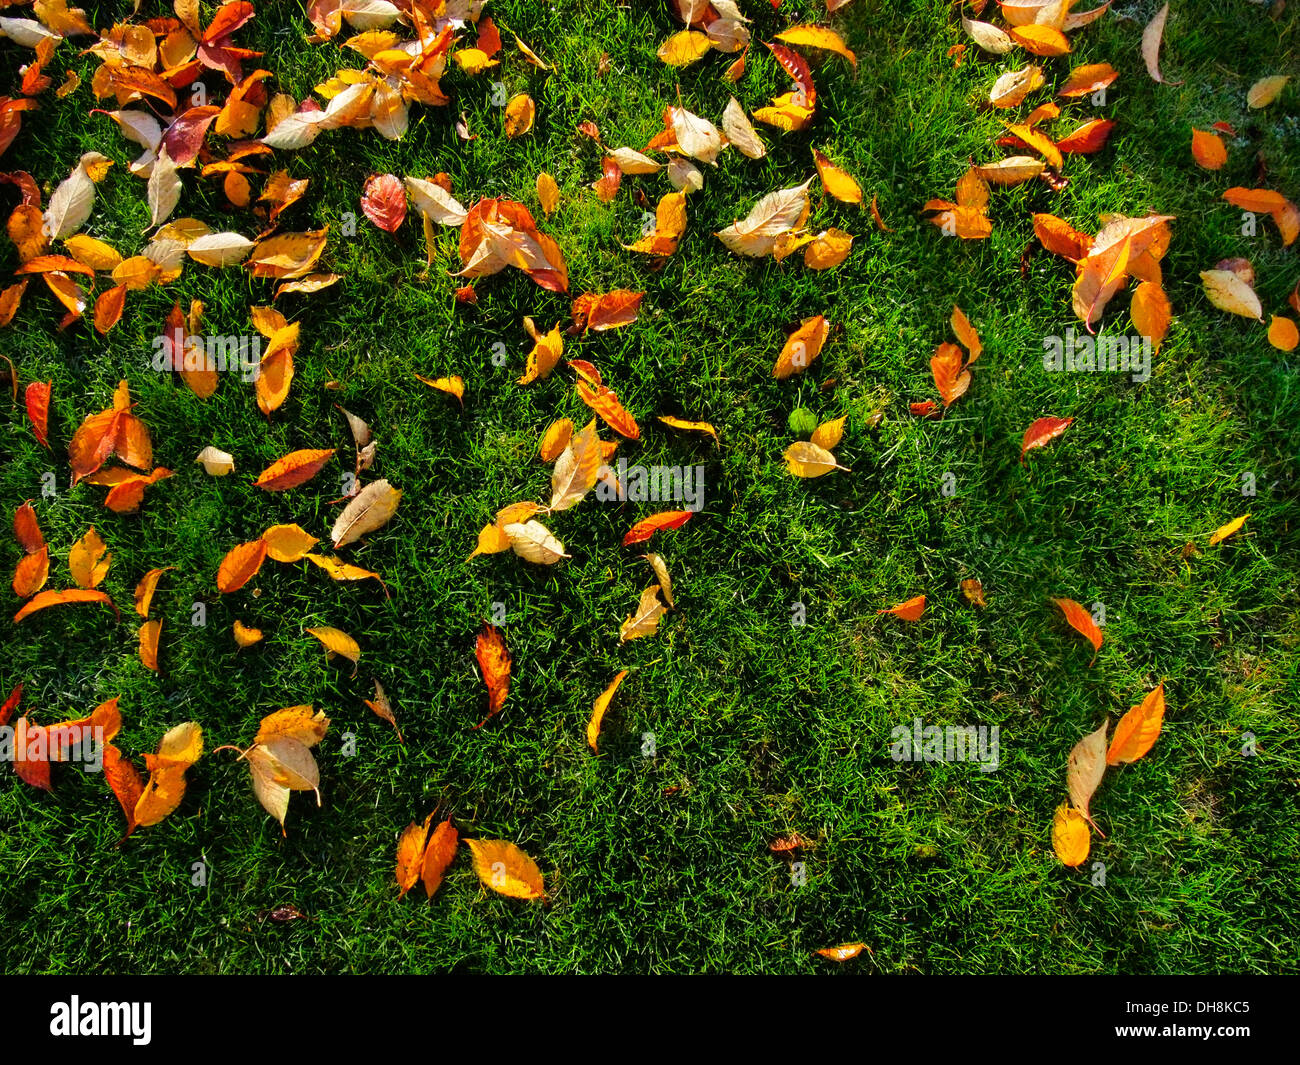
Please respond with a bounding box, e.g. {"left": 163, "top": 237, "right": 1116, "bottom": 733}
{"left": 364, "top": 680, "right": 403, "bottom": 742}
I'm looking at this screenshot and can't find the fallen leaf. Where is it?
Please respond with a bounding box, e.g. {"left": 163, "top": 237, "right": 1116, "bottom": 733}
{"left": 1021, "top": 416, "right": 1073, "bottom": 462}
{"left": 1067, "top": 720, "right": 1108, "bottom": 830}
{"left": 474, "top": 622, "right": 511, "bottom": 726}
{"left": 1051, "top": 802, "right": 1090, "bottom": 867}
{"left": 465, "top": 838, "right": 545, "bottom": 899}
{"left": 1107, "top": 683, "right": 1165, "bottom": 765}
{"left": 1051, "top": 597, "right": 1103, "bottom": 665}
{"left": 587, "top": 669, "right": 628, "bottom": 752}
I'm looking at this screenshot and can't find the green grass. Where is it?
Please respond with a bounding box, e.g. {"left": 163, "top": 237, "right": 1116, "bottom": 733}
{"left": 1, "top": 0, "right": 1298, "bottom": 974}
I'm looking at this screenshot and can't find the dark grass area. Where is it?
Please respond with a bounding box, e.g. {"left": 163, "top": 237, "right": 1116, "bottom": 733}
{"left": 1, "top": 0, "right": 1298, "bottom": 973}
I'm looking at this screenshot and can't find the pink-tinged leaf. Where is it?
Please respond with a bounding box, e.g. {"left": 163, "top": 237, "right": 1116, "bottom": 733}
{"left": 1021, "top": 416, "right": 1073, "bottom": 463}
{"left": 361, "top": 174, "right": 407, "bottom": 233}
{"left": 163, "top": 106, "right": 222, "bottom": 166}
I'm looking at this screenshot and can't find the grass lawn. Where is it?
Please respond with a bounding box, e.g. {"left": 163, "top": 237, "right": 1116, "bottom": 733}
{"left": 1, "top": 0, "right": 1298, "bottom": 974}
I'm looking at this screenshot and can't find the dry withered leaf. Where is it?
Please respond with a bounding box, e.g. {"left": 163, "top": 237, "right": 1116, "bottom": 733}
{"left": 784, "top": 440, "right": 848, "bottom": 478}
{"left": 1067, "top": 720, "right": 1108, "bottom": 830}
{"left": 364, "top": 680, "right": 402, "bottom": 742}
{"left": 331, "top": 479, "right": 402, "bottom": 547}
{"left": 620, "top": 584, "right": 667, "bottom": 642}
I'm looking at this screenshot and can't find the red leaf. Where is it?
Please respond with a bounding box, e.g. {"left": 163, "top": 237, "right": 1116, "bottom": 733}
{"left": 24, "top": 380, "right": 50, "bottom": 449}
{"left": 1021, "top": 416, "right": 1074, "bottom": 463}
{"left": 163, "top": 105, "right": 221, "bottom": 166}
{"left": 622, "top": 510, "right": 693, "bottom": 547}
{"left": 203, "top": 0, "right": 255, "bottom": 44}
{"left": 0, "top": 683, "right": 22, "bottom": 728}
{"left": 14, "top": 717, "right": 51, "bottom": 791}
{"left": 1056, "top": 119, "right": 1115, "bottom": 155}
{"left": 361, "top": 174, "right": 407, "bottom": 233}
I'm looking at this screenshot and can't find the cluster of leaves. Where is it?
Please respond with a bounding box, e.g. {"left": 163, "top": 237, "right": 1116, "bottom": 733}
{"left": 0, "top": 0, "right": 1289, "bottom": 964}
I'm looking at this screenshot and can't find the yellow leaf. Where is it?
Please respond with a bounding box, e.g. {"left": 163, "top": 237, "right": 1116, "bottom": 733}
{"left": 810, "top": 416, "right": 846, "bottom": 451}
{"left": 504, "top": 93, "right": 535, "bottom": 138}
{"left": 255, "top": 705, "right": 329, "bottom": 748}
{"left": 233, "top": 620, "right": 263, "bottom": 647}
{"left": 656, "top": 415, "right": 719, "bottom": 446}
{"left": 658, "top": 30, "right": 712, "bottom": 67}
{"left": 1051, "top": 803, "right": 1090, "bottom": 867}
{"left": 1208, "top": 513, "right": 1248, "bottom": 546}
{"left": 262, "top": 523, "right": 319, "bottom": 563}
{"left": 1246, "top": 75, "right": 1289, "bottom": 109}
{"left": 68, "top": 527, "right": 110, "bottom": 589}
{"left": 812, "top": 149, "right": 862, "bottom": 204}
{"left": 776, "top": 25, "right": 857, "bottom": 68}
{"left": 536, "top": 171, "right": 560, "bottom": 217}
{"left": 414, "top": 373, "right": 465, "bottom": 402}
{"left": 587, "top": 670, "right": 628, "bottom": 753}
{"left": 783, "top": 440, "right": 847, "bottom": 477}
{"left": 465, "top": 838, "right": 546, "bottom": 899}
{"left": 306, "top": 627, "right": 360, "bottom": 673}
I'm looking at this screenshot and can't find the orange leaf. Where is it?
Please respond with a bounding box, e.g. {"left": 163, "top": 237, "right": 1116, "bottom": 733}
{"left": 422, "top": 819, "right": 459, "bottom": 898}
{"left": 474, "top": 622, "right": 511, "bottom": 727}
{"left": 1020, "top": 416, "right": 1073, "bottom": 462}
{"left": 216, "top": 538, "right": 268, "bottom": 594}
{"left": 878, "top": 595, "right": 925, "bottom": 621}
{"left": 1051, "top": 597, "right": 1103, "bottom": 665}
{"left": 396, "top": 818, "right": 430, "bottom": 899}
{"left": 622, "top": 511, "right": 693, "bottom": 547}
{"left": 1190, "top": 129, "right": 1227, "bottom": 170}
{"left": 13, "top": 588, "right": 119, "bottom": 624}
{"left": 253, "top": 448, "right": 335, "bottom": 491}
{"left": 931, "top": 342, "right": 970, "bottom": 407}
{"left": 1107, "top": 683, "right": 1165, "bottom": 764}
{"left": 576, "top": 380, "right": 640, "bottom": 439}
{"left": 24, "top": 381, "right": 51, "bottom": 449}
{"left": 104, "top": 744, "right": 144, "bottom": 838}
